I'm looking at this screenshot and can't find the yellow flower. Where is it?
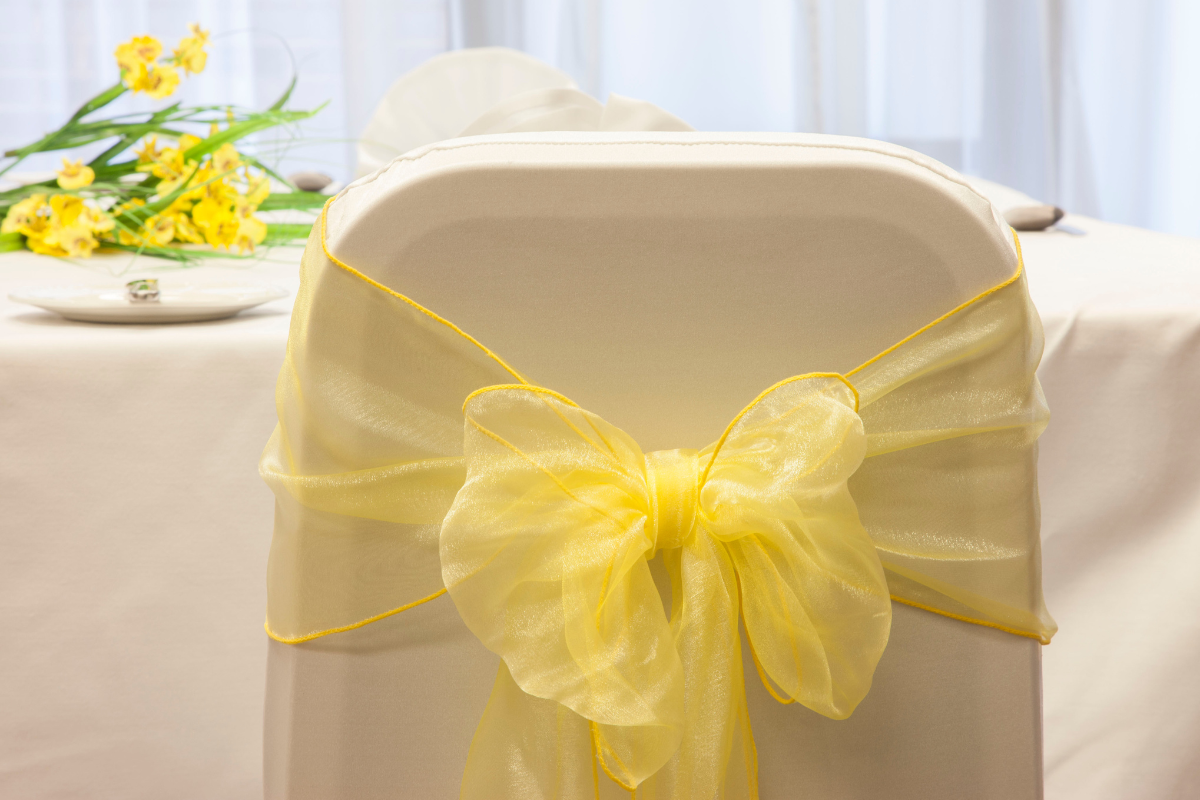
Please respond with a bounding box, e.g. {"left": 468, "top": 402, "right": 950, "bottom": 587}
{"left": 18, "top": 195, "right": 116, "bottom": 257}
{"left": 56, "top": 158, "right": 95, "bottom": 190}
{"left": 128, "top": 61, "right": 180, "bottom": 100}
{"left": 1, "top": 195, "right": 50, "bottom": 236}
{"left": 178, "top": 133, "right": 202, "bottom": 154}
{"left": 204, "top": 215, "right": 240, "bottom": 249}
{"left": 173, "top": 35, "right": 208, "bottom": 76}
{"left": 172, "top": 212, "right": 204, "bottom": 244}
{"left": 49, "top": 194, "right": 85, "bottom": 227}
{"left": 211, "top": 143, "right": 241, "bottom": 175}
{"left": 190, "top": 195, "right": 240, "bottom": 249}
{"left": 187, "top": 22, "right": 210, "bottom": 45}
{"left": 244, "top": 174, "right": 270, "bottom": 207}
{"left": 26, "top": 233, "right": 67, "bottom": 257}
{"left": 115, "top": 35, "right": 162, "bottom": 73}
{"left": 234, "top": 214, "right": 268, "bottom": 253}
{"left": 138, "top": 214, "right": 176, "bottom": 247}
{"left": 134, "top": 136, "right": 163, "bottom": 164}
{"left": 81, "top": 203, "right": 115, "bottom": 234}
{"left": 42, "top": 224, "right": 99, "bottom": 258}
{"left": 164, "top": 195, "right": 194, "bottom": 215}
{"left": 191, "top": 195, "right": 230, "bottom": 228}
{"left": 148, "top": 146, "right": 198, "bottom": 196}
{"left": 115, "top": 197, "right": 146, "bottom": 214}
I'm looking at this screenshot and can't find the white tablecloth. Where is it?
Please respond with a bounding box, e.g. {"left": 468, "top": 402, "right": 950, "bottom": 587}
{"left": 1027, "top": 218, "right": 1200, "bottom": 799}
{"left": 2, "top": 213, "right": 1198, "bottom": 799}
{"left": 0, "top": 251, "right": 298, "bottom": 799}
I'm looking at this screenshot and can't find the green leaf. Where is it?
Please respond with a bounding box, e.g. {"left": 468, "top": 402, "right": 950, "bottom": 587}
{"left": 67, "top": 82, "right": 128, "bottom": 124}
{"left": 181, "top": 108, "right": 319, "bottom": 163}
{"left": 239, "top": 154, "right": 293, "bottom": 188}
{"left": 0, "top": 231, "right": 24, "bottom": 253}
{"left": 269, "top": 75, "right": 298, "bottom": 112}
{"left": 257, "top": 191, "right": 328, "bottom": 211}
{"left": 263, "top": 222, "right": 313, "bottom": 245}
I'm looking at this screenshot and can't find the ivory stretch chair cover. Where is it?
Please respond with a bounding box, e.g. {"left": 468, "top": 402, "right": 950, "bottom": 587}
{"left": 265, "top": 132, "right": 1046, "bottom": 799}
{"left": 355, "top": 48, "right": 576, "bottom": 178}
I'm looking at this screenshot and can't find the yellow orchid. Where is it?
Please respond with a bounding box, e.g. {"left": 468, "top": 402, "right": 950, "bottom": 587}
{"left": 187, "top": 22, "right": 210, "bottom": 45}
{"left": 128, "top": 61, "right": 181, "bottom": 100}
{"left": 114, "top": 35, "right": 162, "bottom": 73}
{"left": 233, "top": 214, "right": 268, "bottom": 253}
{"left": 81, "top": 203, "right": 115, "bottom": 234}
{"left": 177, "top": 133, "right": 202, "bottom": 155}
{"left": 4, "top": 20, "right": 319, "bottom": 262}
{"left": 115, "top": 197, "right": 146, "bottom": 214}
{"left": 211, "top": 143, "right": 242, "bottom": 175}
{"left": 19, "top": 195, "right": 116, "bottom": 257}
{"left": 171, "top": 212, "right": 205, "bottom": 244}
{"left": 190, "top": 195, "right": 230, "bottom": 228}
{"left": 48, "top": 194, "right": 85, "bottom": 227}
{"left": 41, "top": 223, "right": 100, "bottom": 258}
{"left": 138, "top": 214, "right": 176, "bottom": 246}
{"left": 173, "top": 26, "right": 209, "bottom": 76}
{"left": 56, "top": 158, "right": 95, "bottom": 190}
{"left": 26, "top": 232, "right": 67, "bottom": 257}
{"left": 245, "top": 174, "right": 271, "bottom": 207}
{"left": 1, "top": 195, "right": 50, "bottom": 236}
{"left": 147, "top": 146, "right": 197, "bottom": 196}
{"left": 203, "top": 215, "right": 240, "bottom": 249}
{"left": 134, "top": 136, "right": 163, "bottom": 164}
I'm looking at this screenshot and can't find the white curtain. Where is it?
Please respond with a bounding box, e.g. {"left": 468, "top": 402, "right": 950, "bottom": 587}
{"left": 3, "top": 1, "right": 1198, "bottom": 231}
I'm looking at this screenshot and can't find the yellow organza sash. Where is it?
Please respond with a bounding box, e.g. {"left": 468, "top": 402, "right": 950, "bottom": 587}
{"left": 260, "top": 211, "right": 1055, "bottom": 799}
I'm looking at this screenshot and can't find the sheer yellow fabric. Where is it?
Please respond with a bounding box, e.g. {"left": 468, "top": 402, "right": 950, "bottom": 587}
{"left": 444, "top": 376, "right": 889, "bottom": 796}
{"left": 260, "top": 205, "right": 1055, "bottom": 798}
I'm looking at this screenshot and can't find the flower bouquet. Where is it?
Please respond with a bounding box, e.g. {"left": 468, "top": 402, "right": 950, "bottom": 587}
{"left": 0, "top": 24, "right": 327, "bottom": 263}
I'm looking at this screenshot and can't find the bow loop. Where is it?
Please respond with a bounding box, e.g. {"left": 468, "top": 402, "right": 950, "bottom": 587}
{"left": 444, "top": 375, "right": 893, "bottom": 797}
{"left": 442, "top": 386, "right": 685, "bottom": 789}
{"left": 700, "top": 375, "right": 892, "bottom": 719}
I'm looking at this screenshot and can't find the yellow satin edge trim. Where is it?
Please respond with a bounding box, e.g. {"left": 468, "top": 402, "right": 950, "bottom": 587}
{"left": 464, "top": 383, "right": 581, "bottom": 412}
{"left": 701, "top": 372, "right": 860, "bottom": 485}
{"left": 318, "top": 196, "right": 528, "bottom": 385}
{"left": 264, "top": 587, "right": 448, "bottom": 644}
{"left": 845, "top": 229, "right": 1024, "bottom": 378}
{"left": 590, "top": 721, "right": 638, "bottom": 792}
{"left": 890, "top": 594, "right": 1050, "bottom": 645}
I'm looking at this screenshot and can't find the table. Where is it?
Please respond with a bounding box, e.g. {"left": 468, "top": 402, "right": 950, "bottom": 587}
{"left": 0, "top": 249, "right": 298, "bottom": 799}
{"left": 2, "top": 205, "right": 1198, "bottom": 799}
{"left": 1024, "top": 218, "right": 1200, "bottom": 800}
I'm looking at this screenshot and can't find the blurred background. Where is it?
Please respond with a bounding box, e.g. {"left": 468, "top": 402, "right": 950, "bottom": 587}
{"left": 4, "top": 0, "right": 1199, "bottom": 236}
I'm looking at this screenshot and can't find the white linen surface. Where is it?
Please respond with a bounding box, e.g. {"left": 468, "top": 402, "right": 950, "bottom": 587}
{"left": 1, "top": 211, "right": 1198, "bottom": 798}
{"left": 0, "top": 252, "right": 297, "bottom": 799}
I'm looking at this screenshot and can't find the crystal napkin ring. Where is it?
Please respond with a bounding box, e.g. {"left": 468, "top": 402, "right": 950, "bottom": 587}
{"left": 126, "top": 279, "right": 160, "bottom": 302}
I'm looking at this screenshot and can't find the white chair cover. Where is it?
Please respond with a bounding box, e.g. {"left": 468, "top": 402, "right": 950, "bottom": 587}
{"left": 355, "top": 47, "right": 576, "bottom": 176}
{"left": 266, "top": 132, "right": 1046, "bottom": 799}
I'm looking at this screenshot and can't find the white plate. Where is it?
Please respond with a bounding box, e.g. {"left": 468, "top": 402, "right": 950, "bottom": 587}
{"left": 8, "top": 284, "right": 290, "bottom": 324}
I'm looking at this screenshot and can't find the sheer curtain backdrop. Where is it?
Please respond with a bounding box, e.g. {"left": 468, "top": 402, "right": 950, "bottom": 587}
{"left": 3, "top": 0, "right": 1199, "bottom": 235}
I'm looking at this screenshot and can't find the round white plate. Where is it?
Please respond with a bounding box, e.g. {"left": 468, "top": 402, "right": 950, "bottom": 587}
{"left": 9, "top": 284, "right": 290, "bottom": 324}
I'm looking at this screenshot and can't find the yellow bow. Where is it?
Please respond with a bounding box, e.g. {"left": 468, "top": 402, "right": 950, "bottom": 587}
{"left": 441, "top": 374, "right": 893, "bottom": 799}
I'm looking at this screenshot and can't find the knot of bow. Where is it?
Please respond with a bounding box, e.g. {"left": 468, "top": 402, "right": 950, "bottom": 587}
{"left": 440, "top": 374, "right": 893, "bottom": 798}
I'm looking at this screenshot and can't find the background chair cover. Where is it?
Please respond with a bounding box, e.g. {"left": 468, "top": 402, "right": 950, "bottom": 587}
{"left": 355, "top": 47, "right": 575, "bottom": 176}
